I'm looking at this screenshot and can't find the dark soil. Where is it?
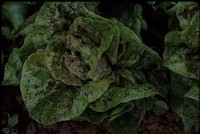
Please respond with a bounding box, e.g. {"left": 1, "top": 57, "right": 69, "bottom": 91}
{"left": 1, "top": 86, "right": 196, "bottom": 134}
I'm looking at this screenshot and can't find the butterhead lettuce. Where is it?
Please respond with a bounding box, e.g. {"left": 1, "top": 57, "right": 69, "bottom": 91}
{"left": 3, "top": 2, "right": 199, "bottom": 134}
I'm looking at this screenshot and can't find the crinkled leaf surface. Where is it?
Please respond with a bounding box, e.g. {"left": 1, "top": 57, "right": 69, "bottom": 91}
{"left": 2, "top": 2, "right": 68, "bottom": 86}
{"left": 89, "top": 83, "right": 159, "bottom": 112}
{"left": 2, "top": 48, "right": 26, "bottom": 85}
{"left": 163, "top": 2, "right": 199, "bottom": 80}
{"left": 176, "top": 2, "right": 199, "bottom": 30}
{"left": 163, "top": 3, "right": 199, "bottom": 126}
{"left": 20, "top": 51, "right": 88, "bottom": 124}
{"left": 3, "top": 2, "right": 169, "bottom": 129}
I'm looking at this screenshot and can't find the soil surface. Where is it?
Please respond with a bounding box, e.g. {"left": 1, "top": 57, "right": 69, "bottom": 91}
{"left": 1, "top": 86, "right": 196, "bottom": 134}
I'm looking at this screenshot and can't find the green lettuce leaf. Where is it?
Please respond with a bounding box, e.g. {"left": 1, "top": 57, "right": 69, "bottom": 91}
{"left": 3, "top": 2, "right": 168, "bottom": 129}
{"left": 81, "top": 103, "right": 133, "bottom": 124}
{"left": 2, "top": 2, "right": 29, "bottom": 31}
{"left": 89, "top": 83, "right": 159, "bottom": 112}
{"left": 108, "top": 100, "right": 145, "bottom": 134}
{"left": 163, "top": 2, "right": 199, "bottom": 80}
{"left": 20, "top": 51, "right": 88, "bottom": 124}
{"left": 170, "top": 72, "right": 199, "bottom": 124}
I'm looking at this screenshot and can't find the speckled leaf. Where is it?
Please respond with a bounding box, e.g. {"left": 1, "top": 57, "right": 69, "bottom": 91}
{"left": 2, "top": 48, "right": 26, "bottom": 85}
{"left": 176, "top": 2, "right": 199, "bottom": 29}
{"left": 89, "top": 83, "right": 159, "bottom": 112}
{"left": 116, "top": 20, "right": 162, "bottom": 68}
{"left": 163, "top": 4, "right": 199, "bottom": 79}
{"left": 68, "top": 17, "right": 115, "bottom": 81}
{"left": 82, "top": 73, "right": 115, "bottom": 103}
{"left": 34, "top": 2, "right": 65, "bottom": 28}
{"left": 20, "top": 51, "right": 88, "bottom": 124}
{"left": 2, "top": 2, "right": 173, "bottom": 129}
{"left": 184, "top": 85, "right": 199, "bottom": 111}
{"left": 171, "top": 99, "right": 199, "bottom": 121}
{"left": 2, "top": 27, "right": 53, "bottom": 86}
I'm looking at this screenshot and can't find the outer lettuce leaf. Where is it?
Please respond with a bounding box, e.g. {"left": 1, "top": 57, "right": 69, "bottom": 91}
{"left": 89, "top": 83, "right": 159, "bottom": 112}
{"left": 116, "top": 20, "right": 162, "bottom": 68}
{"left": 184, "top": 85, "right": 199, "bottom": 112}
{"left": 108, "top": 100, "right": 145, "bottom": 134}
{"left": 163, "top": 2, "right": 199, "bottom": 80}
{"left": 2, "top": 48, "right": 27, "bottom": 85}
{"left": 170, "top": 72, "right": 199, "bottom": 122}
{"left": 81, "top": 103, "right": 133, "bottom": 124}
{"left": 176, "top": 2, "right": 199, "bottom": 30}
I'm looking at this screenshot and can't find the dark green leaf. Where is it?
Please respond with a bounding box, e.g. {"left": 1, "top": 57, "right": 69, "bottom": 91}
{"left": 1, "top": 127, "right": 10, "bottom": 134}
{"left": 8, "top": 114, "right": 18, "bottom": 127}
{"left": 140, "top": 18, "right": 147, "bottom": 30}
{"left": 145, "top": 97, "right": 154, "bottom": 111}
{"left": 81, "top": 103, "right": 131, "bottom": 124}
{"left": 133, "top": 4, "right": 142, "bottom": 17}
{"left": 181, "top": 118, "right": 194, "bottom": 132}
{"left": 108, "top": 100, "right": 145, "bottom": 134}
{"left": 153, "top": 100, "right": 169, "bottom": 115}
{"left": 89, "top": 84, "right": 159, "bottom": 112}
{"left": 1, "top": 26, "right": 10, "bottom": 36}
{"left": 2, "top": 2, "right": 29, "bottom": 31}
